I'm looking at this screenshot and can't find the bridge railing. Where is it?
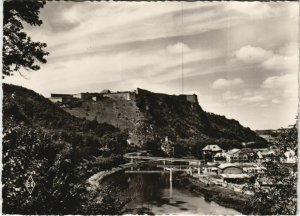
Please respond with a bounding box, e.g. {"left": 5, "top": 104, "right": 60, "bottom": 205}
{"left": 157, "top": 164, "right": 201, "bottom": 169}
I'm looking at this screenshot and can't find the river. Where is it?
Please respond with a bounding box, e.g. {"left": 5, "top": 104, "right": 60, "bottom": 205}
{"left": 105, "top": 169, "right": 241, "bottom": 215}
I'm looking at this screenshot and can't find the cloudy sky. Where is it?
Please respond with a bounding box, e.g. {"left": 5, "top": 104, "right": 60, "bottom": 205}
{"left": 4, "top": 1, "right": 299, "bottom": 130}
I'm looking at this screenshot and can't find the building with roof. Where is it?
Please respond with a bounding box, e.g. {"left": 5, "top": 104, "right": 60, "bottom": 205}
{"left": 284, "top": 149, "right": 296, "bottom": 163}
{"left": 256, "top": 151, "right": 264, "bottom": 163}
{"left": 239, "top": 163, "right": 266, "bottom": 174}
{"left": 257, "top": 148, "right": 280, "bottom": 162}
{"left": 220, "top": 173, "right": 253, "bottom": 184}
{"left": 213, "top": 152, "right": 230, "bottom": 163}
{"left": 50, "top": 93, "right": 74, "bottom": 103}
{"left": 218, "top": 163, "right": 243, "bottom": 175}
{"left": 231, "top": 148, "right": 257, "bottom": 163}
{"left": 49, "top": 93, "right": 98, "bottom": 103}
{"left": 226, "top": 148, "right": 240, "bottom": 156}
{"left": 203, "top": 145, "right": 222, "bottom": 152}
{"left": 73, "top": 92, "right": 98, "bottom": 101}
{"left": 202, "top": 145, "right": 222, "bottom": 162}
{"left": 256, "top": 176, "right": 277, "bottom": 188}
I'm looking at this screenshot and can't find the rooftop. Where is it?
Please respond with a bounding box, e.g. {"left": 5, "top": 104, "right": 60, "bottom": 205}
{"left": 227, "top": 148, "right": 240, "bottom": 155}
{"left": 220, "top": 173, "right": 251, "bottom": 179}
{"left": 214, "top": 152, "right": 229, "bottom": 158}
{"left": 203, "top": 145, "right": 222, "bottom": 151}
{"left": 218, "top": 163, "right": 240, "bottom": 170}
{"left": 235, "top": 148, "right": 256, "bottom": 155}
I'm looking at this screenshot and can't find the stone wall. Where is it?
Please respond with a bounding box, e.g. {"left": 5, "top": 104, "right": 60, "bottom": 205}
{"left": 103, "top": 92, "right": 136, "bottom": 100}
{"left": 186, "top": 94, "right": 198, "bottom": 103}
{"left": 179, "top": 94, "right": 198, "bottom": 103}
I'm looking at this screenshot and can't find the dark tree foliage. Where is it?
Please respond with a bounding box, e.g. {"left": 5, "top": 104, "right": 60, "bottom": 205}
{"left": 247, "top": 123, "right": 297, "bottom": 215}
{"left": 2, "top": 84, "right": 129, "bottom": 214}
{"left": 3, "top": 0, "right": 49, "bottom": 76}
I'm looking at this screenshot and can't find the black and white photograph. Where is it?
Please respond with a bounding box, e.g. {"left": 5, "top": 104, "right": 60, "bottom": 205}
{"left": 2, "top": 0, "right": 299, "bottom": 215}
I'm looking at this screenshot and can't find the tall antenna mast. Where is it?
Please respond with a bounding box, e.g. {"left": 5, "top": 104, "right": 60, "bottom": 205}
{"left": 181, "top": 2, "right": 184, "bottom": 94}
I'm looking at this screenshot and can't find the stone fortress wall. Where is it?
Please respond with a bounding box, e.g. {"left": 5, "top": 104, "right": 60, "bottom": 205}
{"left": 103, "top": 92, "right": 136, "bottom": 101}
{"left": 49, "top": 90, "right": 198, "bottom": 104}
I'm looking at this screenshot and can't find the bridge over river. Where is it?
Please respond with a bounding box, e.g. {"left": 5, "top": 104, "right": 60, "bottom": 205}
{"left": 121, "top": 152, "right": 241, "bottom": 214}
{"left": 124, "top": 152, "right": 203, "bottom": 181}
{"left": 124, "top": 151, "right": 202, "bottom": 164}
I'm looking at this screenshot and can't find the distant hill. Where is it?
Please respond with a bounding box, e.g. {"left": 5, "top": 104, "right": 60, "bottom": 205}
{"left": 2, "top": 84, "right": 128, "bottom": 214}
{"left": 255, "top": 129, "right": 276, "bottom": 135}
{"left": 64, "top": 88, "right": 268, "bottom": 157}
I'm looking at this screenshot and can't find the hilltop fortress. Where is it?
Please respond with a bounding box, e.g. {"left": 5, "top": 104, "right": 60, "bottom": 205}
{"left": 49, "top": 88, "right": 199, "bottom": 147}
{"left": 45, "top": 86, "right": 267, "bottom": 149}
{"left": 49, "top": 88, "right": 198, "bottom": 104}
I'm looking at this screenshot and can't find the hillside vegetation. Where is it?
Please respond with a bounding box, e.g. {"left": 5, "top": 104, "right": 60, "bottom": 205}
{"left": 64, "top": 88, "right": 267, "bottom": 157}
{"left": 2, "top": 84, "right": 128, "bottom": 214}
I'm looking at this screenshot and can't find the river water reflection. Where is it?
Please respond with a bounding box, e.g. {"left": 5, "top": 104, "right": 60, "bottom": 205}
{"left": 120, "top": 171, "right": 240, "bottom": 215}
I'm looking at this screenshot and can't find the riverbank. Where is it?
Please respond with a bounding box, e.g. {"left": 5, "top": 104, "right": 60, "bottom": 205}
{"left": 174, "top": 173, "right": 253, "bottom": 214}
{"left": 87, "top": 162, "right": 248, "bottom": 214}
{"left": 86, "top": 161, "right": 146, "bottom": 191}
{"left": 86, "top": 159, "right": 252, "bottom": 214}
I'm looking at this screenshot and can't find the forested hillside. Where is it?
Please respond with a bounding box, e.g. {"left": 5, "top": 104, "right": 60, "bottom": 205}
{"left": 2, "top": 84, "right": 128, "bottom": 214}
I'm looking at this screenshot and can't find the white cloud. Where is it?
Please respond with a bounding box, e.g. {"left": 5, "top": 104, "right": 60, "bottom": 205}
{"left": 61, "top": 4, "right": 88, "bottom": 23}
{"left": 224, "top": 2, "right": 272, "bottom": 19}
{"left": 222, "top": 91, "right": 240, "bottom": 100}
{"left": 261, "top": 54, "right": 298, "bottom": 73}
{"left": 221, "top": 91, "right": 266, "bottom": 106}
{"left": 261, "top": 74, "right": 296, "bottom": 89}
{"left": 243, "top": 90, "right": 252, "bottom": 96}
{"left": 261, "top": 73, "right": 298, "bottom": 102}
{"left": 278, "top": 42, "right": 298, "bottom": 56}
{"left": 226, "top": 94, "right": 265, "bottom": 104}
{"left": 5, "top": 2, "right": 299, "bottom": 130}
{"left": 271, "top": 99, "right": 281, "bottom": 104}
{"left": 261, "top": 42, "right": 298, "bottom": 73}
{"left": 210, "top": 78, "right": 244, "bottom": 89}
{"left": 37, "top": 2, "right": 291, "bottom": 59}
{"left": 235, "top": 45, "right": 272, "bottom": 64}
{"left": 167, "top": 42, "right": 191, "bottom": 54}
{"left": 258, "top": 103, "right": 268, "bottom": 108}
{"left": 233, "top": 43, "right": 298, "bottom": 74}
{"left": 241, "top": 96, "right": 265, "bottom": 103}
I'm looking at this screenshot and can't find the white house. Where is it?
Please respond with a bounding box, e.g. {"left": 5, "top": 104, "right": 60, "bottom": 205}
{"left": 284, "top": 149, "right": 296, "bottom": 163}
{"left": 202, "top": 145, "right": 222, "bottom": 161}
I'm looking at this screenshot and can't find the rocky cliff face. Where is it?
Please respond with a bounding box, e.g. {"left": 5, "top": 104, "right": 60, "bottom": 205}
{"left": 64, "top": 88, "right": 268, "bottom": 156}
